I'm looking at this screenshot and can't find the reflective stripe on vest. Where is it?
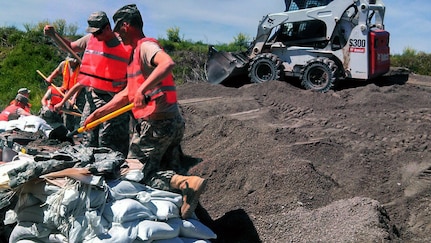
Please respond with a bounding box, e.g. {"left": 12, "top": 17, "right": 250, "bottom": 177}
{"left": 78, "top": 35, "right": 131, "bottom": 92}
{"left": 62, "top": 60, "right": 80, "bottom": 90}
{"left": 127, "top": 38, "right": 177, "bottom": 119}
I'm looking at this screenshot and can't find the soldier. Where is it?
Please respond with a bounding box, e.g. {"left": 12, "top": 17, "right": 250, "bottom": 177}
{"left": 9, "top": 88, "right": 31, "bottom": 113}
{"left": 0, "top": 94, "right": 32, "bottom": 121}
{"left": 44, "top": 11, "right": 132, "bottom": 156}
{"left": 44, "top": 56, "right": 84, "bottom": 131}
{"left": 84, "top": 4, "right": 206, "bottom": 219}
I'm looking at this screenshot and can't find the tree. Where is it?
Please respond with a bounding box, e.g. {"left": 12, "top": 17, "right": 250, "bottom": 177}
{"left": 23, "top": 19, "right": 78, "bottom": 36}
{"left": 226, "top": 33, "right": 251, "bottom": 52}
{"left": 166, "top": 27, "right": 182, "bottom": 43}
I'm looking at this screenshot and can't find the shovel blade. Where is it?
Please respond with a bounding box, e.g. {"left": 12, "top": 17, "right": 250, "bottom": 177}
{"left": 205, "top": 46, "right": 249, "bottom": 85}
{"left": 49, "top": 124, "right": 74, "bottom": 143}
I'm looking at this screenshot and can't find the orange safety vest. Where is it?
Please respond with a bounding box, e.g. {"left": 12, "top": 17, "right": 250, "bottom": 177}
{"left": 9, "top": 100, "right": 31, "bottom": 113}
{"left": 48, "top": 86, "right": 64, "bottom": 108}
{"left": 79, "top": 35, "right": 132, "bottom": 92}
{"left": 0, "top": 104, "right": 22, "bottom": 121}
{"left": 127, "top": 38, "right": 177, "bottom": 119}
{"left": 62, "top": 59, "right": 80, "bottom": 90}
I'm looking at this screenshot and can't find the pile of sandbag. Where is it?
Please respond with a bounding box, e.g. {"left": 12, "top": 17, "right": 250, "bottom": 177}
{"left": 1, "top": 145, "right": 217, "bottom": 242}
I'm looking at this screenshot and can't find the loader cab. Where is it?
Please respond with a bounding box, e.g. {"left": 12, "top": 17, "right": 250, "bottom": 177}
{"left": 285, "top": 0, "right": 334, "bottom": 11}
{"left": 275, "top": 20, "right": 328, "bottom": 48}
{"left": 275, "top": 0, "right": 334, "bottom": 48}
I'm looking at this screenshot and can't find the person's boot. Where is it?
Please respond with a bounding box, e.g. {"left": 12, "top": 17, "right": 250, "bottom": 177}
{"left": 170, "top": 174, "right": 207, "bottom": 219}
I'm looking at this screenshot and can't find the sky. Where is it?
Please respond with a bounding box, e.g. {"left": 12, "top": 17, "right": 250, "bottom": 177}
{"left": 0, "top": 0, "right": 429, "bottom": 55}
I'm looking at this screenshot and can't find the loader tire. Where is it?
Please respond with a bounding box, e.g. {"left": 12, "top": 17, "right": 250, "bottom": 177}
{"left": 301, "top": 58, "right": 337, "bottom": 93}
{"left": 248, "top": 53, "right": 283, "bottom": 83}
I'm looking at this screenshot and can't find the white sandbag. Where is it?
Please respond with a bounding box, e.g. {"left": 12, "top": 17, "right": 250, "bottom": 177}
{"left": 68, "top": 212, "right": 107, "bottom": 243}
{"left": 16, "top": 204, "right": 47, "bottom": 224}
{"left": 9, "top": 222, "right": 54, "bottom": 243}
{"left": 107, "top": 179, "right": 149, "bottom": 200}
{"left": 180, "top": 238, "right": 212, "bottom": 243}
{"left": 149, "top": 189, "right": 183, "bottom": 207}
{"left": 136, "top": 220, "right": 179, "bottom": 241}
{"left": 87, "top": 187, "right": 107, "bottom": 209}
{"left": 179, "top": 218, "right": 217, "bottom": 240}
{"left": 153, "top": 237, "right": 183, "bottom": 243}
{"left": 86, "top": 221, "right": 139, "bottom": 243}
{"left": 151, "top": 199, "right": 181, "bottom": 220}
{"left": 103, "top": 198, "right": 156, "bottom": 223}
{"left": 48, "top": 234, "right": 67, "bottom": 243}
{"left": 107, "top": 179, "right": 182, "bottom": 207}
{"left": 4, "top": 209, "right": 17, "bottom": 225}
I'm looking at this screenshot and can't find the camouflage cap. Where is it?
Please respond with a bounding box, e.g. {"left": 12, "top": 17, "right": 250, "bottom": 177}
{"left": 86, "top": 11, "right": 110, "bottom": 33}
{"left": 113, "top": 4, "right": 142, "bottom": 32}
{"left": 15, "top": 94, "right": 28, "bottom": 104}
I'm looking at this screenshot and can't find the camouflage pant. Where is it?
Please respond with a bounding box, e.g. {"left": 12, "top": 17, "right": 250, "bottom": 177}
{"left": 128, "top": 114, "right": 185, "bottom": 191}
{"left": 80, "top": 89, "right": 130, "bottom": 156}
{"left": 64, "top": 89, "right": 86, "bottom": 132}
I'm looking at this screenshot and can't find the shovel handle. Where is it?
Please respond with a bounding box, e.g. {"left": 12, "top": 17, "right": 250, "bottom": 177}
{"left": 66, "top": 89, "right": 165, "bottom": 138}
{"left": 53, "top": 32, "right": 82, "bottom": 63}
{"left": 36, "top": 70, "right": 82, "bottom": 113}
{"left": 67, "top": 103, "right": 135, "bottom": 138}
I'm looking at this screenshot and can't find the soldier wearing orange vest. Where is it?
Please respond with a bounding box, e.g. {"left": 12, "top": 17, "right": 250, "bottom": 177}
{"left": 44, "top": 11, "right": 132, "bottom": 156}
{"left": 84, "top": 4, "right": 206, "bottom": 219}
{"left": 0, "top": 94, "right": 32, "bottom": 121}
{"left": 9, "top": 88, "right": 31, "bottom": 113}
{"left": 44, "top": 56, "right": 84, "bottom": 131}
{"left": 39, "top": 85, "right": 65, "bottom": 125}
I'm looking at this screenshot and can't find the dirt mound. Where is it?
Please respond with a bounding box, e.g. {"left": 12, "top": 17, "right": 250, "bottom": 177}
{"left": 177, "top": 74, "right": 431, "bottom": 242}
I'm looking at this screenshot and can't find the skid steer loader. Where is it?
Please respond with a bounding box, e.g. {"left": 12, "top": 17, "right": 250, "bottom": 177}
{"left": 205, "top": 0, "right": 390, "bottom": 92}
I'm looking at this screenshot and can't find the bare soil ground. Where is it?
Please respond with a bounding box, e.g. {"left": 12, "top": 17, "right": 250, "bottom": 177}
{"left": 177, "top": 71, "right": 431, "bottom": 242}
{"left": 2, "top": 69, "right": 430, "bottom": 243}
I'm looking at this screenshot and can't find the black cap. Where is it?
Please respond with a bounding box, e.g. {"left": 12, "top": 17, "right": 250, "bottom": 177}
{"left": 113, "top": 4, "right": 142, "bottom": 32}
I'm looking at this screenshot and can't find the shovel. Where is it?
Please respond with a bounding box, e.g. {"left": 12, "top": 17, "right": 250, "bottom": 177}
{"left": 61, "top": 109, "right": 82, "bottom": 117}
{"left": 67, "top": 103, "right": 135, "bottom": 138}
{"left": 52, "top": 32, "right": 82, "bottom": 63}
{"left": 66, "top": 89, "right": 164, "bottom": 138}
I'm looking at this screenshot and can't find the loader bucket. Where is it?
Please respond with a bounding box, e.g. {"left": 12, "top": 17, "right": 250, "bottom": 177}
{"left": 205, "top": 46, "right": 249, "bottom": 84}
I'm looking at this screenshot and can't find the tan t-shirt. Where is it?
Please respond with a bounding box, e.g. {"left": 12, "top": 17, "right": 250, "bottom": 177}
{"left": 137, "top": 41, "right": 178, "bottom": 114}
{"left": 72, "top": 34, "right": 122, "bottom": 50}
{"left": 139, "top": 41, "right": 161, "bottom": 78}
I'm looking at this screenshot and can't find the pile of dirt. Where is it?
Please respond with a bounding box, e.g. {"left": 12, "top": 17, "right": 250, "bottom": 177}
{"left": 177, "top": 73, "right": 431, "bottom": 242}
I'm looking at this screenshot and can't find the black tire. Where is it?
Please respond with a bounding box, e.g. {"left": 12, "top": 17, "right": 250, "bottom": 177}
{"left": 301, "top": 58, "right": 337, "bottom": 92}
{"left": 248, "top": 53, "right": 283, "bottom": 83}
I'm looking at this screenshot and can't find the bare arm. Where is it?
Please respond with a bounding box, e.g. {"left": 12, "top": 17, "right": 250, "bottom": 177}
{"left": 41, "top": 90, "right": 51, "bottom": 107}
{"left": 54, "top": 83, "right": 84, "bottom": 111}
{"left": 17, "top": 108, "right": 31, "bottom": 117}
{"left": 45, "top": 66, "right": 61, "bottom": 83}
{"left": 134, "top": 50, "right": 175, "bottom": 108}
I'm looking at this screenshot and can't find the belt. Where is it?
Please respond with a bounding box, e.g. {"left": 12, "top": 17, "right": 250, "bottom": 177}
{"left": 138, "top": 112, "right": 178, "bottom": 122}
